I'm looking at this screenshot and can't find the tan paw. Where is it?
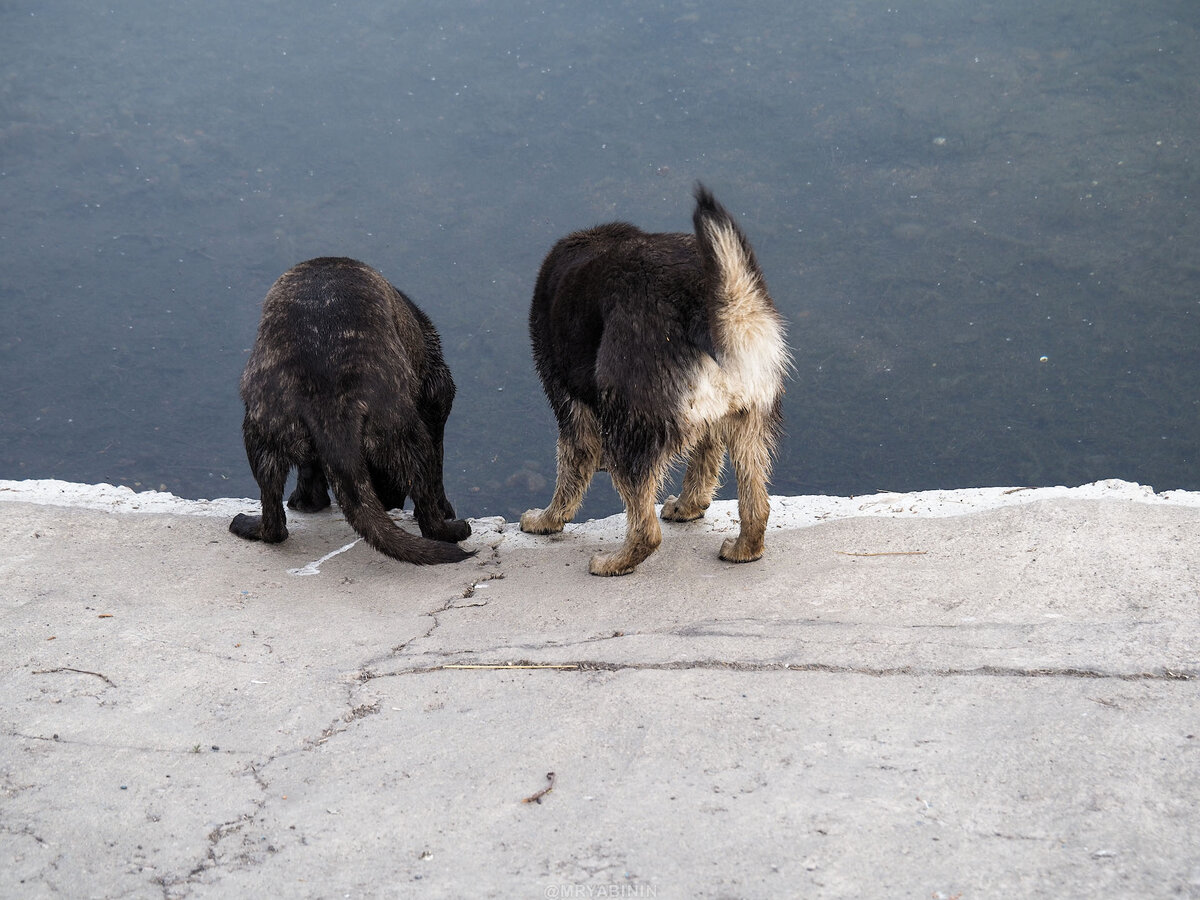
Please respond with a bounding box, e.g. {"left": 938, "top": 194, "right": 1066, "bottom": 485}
{"left": 719, "top": 536, "right": 764, "bottom": 563}
{"left": 588, "top": 552, "right": 638, "bottom": 576}
{"left": 519, "top": 509, "right": 564, "bottom": 535}
{"left": 660, "top": 494, "right": 707, "bottom": 522}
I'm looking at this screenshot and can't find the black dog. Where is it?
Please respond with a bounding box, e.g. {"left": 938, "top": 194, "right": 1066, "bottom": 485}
{"left": 521, "top": 184, "right": 790, "bottom": 575}
{"left": 230, "top": 257, "right": 472, "bottom": 564}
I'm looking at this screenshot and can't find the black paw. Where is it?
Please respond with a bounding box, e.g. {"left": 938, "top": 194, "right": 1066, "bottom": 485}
{"left": 376, "top": 488, "right": 408, "bottom": 512}
{"left": 230, "top": 513, "right": 262, "bottom": 541}
{"left": 287, "top": 489, "right": 331, "bottom": 513}
{"left": 229, "top": 513, "right": 288, "bottom": 543}
{"left": 427, "top": 517, "right": 471, "bottom": 543}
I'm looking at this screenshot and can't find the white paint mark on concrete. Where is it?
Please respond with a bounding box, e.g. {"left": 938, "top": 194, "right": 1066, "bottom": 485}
{"left": 288, "top": 539, "right": 361, "bottom": 576}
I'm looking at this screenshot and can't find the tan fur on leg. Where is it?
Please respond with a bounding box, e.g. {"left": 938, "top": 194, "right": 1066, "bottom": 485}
{"left": 521, "top": 403, "right": 602, "bottom": 534}
{"left": 718, "top": 412, "right": 772, "bottom": 563}
{"left": 661, "top": 428, "right": 724, "bottom": 521}
{"left": 589, "top": 473, "right": 663, "bottom": 576}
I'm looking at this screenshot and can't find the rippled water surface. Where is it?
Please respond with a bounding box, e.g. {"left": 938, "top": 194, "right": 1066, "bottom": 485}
{"left": 2, "top": 0, "right": 1197, "bottom": 520}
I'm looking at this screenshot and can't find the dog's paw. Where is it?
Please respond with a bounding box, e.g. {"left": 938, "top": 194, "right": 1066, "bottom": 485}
{"left": 588, "top": 552, "right": 638, "bottom": 577}
{"left": 519, "top": 509, "right": 564, "bottom": 535}
{"left": 286, "top": 490, "right": 331, "bottom": 513}
{"left": 229, "top": 513, "right": 262, "bottom": 541}
{"left": 229, "top": 513, "right": 288, "bottom": 544}
{"left": 660, "top": 495, "right": 707, "bottom": 522}
{"left": 442, "top": 517, "right": 472, "bottom": 543}
{"left": 719, "top": 536, "right": 764, "bottom": 563}
{"left": 419, "top": 515, "right": 472, "bottom": 543}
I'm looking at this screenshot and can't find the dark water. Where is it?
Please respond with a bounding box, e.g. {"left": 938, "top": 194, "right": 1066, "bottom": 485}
{"left": 2, "top": 0, "right": 1197, "bottom": 522}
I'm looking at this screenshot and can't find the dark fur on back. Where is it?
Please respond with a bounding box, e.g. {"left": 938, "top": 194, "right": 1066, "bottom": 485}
{"left": 521, "top": 184, "right": 789, "bottom": 575}
{"left": 230, "top": 257, "right": 472, "bottom": 564}
{"left": 528, "top": 222, "right": 715, "bottom": 478}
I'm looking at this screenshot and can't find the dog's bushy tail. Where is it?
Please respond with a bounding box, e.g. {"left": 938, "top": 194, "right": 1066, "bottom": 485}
{"left": 306, "top": 408, "right": 472, "bottom": 565}
{"left": 692, "top": 183, "right": 791, "bottom": 396}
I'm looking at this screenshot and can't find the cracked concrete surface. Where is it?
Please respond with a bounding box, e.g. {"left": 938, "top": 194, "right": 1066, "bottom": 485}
{"left": 1, "top": 482, "right": 1199, "bottom": 898}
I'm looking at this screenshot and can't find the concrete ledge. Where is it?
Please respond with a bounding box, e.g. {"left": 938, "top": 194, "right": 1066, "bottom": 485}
{"left": 2, "top": 479, "right": 1198, "bottom": 897}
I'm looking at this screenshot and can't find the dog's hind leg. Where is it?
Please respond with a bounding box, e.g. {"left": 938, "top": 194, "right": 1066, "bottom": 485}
{"left": 520, "top": 402, "right": 601, "bottom": 534}
{"left": 662, "top": 428, "right": 724, "bottom": 521}
{"left": 288, "top": 458, "right": 332, "bottom": 512}
{"left": 718, "top": 412, "right": 772, "bottom": 563}
{"left": 589, "top": 469, "right": 663, "bottom": 576}
{"left": 230, "top": 420, "right": 291, "bottom": 543}
{"left": 375, "top": 420, "right": 471, "bottom": 544}
{"left": 369, "top": 462, "right": 407, "bottom": 512}
{"left": 418, "top": 367, "right": 459, "bottom": 521}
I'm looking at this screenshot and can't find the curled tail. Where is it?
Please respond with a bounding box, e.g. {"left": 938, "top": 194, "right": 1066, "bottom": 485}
{"left": 691, "top": 182, "right": 792, "bottom": 400}
{"left": 306, "top": 410, "right": 473, "bottom": 565}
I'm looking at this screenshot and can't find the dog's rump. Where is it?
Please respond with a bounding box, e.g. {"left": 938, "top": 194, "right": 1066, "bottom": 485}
{"left": 529, "top": 224, "right": 718, "bottom": 414}
{"left": 531, "top": 188, "right": 785, "bottom": 408}
{"left": 241, "top": 258, "right": 425, "bottom": 410}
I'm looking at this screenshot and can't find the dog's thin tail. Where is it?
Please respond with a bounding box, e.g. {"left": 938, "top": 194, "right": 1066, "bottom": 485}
{"left": 691, "top": 182, "right": 791, "bottom": 395}
{"left": 305, "top": 408, "right": 473, "bottom": 565}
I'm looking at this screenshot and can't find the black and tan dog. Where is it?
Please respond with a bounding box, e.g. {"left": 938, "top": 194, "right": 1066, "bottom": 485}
{"left": 230, "top": 257, "right": 472, "bottom": 564}
{"left": 521, "top": 184, "right": 790, "bottom": 575}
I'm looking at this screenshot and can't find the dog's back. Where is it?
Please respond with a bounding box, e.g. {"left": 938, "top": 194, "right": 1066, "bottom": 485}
{"left": 241, "top": 257, "right": 426, "bottom": 424}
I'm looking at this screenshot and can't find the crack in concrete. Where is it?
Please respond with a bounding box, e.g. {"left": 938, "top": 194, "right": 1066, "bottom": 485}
{"left": 7, "top": 732, "right": 247, "bottom": 755}
{"left": 1, "top": 823, "right": 59, "bottom": 899}
{"left": 31, "top": 666, "right": 116, "bottom": 688}
{"left": 386, "top": 567, "right": 504, "bottom": 658}
{"left": 369, "top": 658, "right": 1196, "bottom": 681}
{"left": 0, "top": 822, "right": 47, "bottom": 845}
{"left": 134, "top": 636, "right": 248, "bottom": 664}
{"left": 150, "top": 565, "right": 500, "bottom": 896}
{"left": 460, "top": 570, "right": 505, "bottom": 600}
{"left": 381, "top": 604, "right": 1182, "bottom": 673}
{"left": 308, "top": 699, "right": 383, "bottom": 747}
{"left": 155, "top": 765, "right": 270, "bottom": 898}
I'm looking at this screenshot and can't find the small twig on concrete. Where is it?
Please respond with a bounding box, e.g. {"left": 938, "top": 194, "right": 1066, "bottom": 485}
{"left": 32, "top": 667, "right": 116, "bottom": 687}
{"left": 442, "top": 664, "right": 579, "bottom": 670}
{"left": 522, "top": 771, "right": 556, "bottom": 804}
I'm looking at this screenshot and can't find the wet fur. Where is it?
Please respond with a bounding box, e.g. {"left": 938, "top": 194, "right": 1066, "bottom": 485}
{"left": 230, "top": 257, "right": 473, "bottom": 564}
{"left": 521, "top": 184, "right": 790, "bottom": 575}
